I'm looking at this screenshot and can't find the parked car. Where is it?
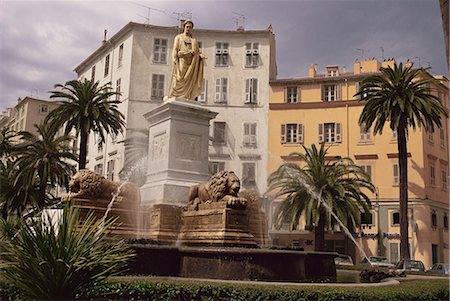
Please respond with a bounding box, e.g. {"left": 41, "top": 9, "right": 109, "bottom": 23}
{"left": 334, "top": 254, "right": 354, "bottom": 266}
{"left": 395, "top": 259, "right": 425, "bottom": 272}
{"left": 360, "top": 256, "right": 395, "bottom": 268}
{"left": 426, "top": 263, "right": 450, "bottom": 275}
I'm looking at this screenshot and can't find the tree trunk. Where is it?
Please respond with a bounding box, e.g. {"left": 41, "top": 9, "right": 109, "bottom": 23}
{"left": 315, "top": 207, "right": 326, "bottom": 251}
{"left": 397, "top": 118, "right": 410, "bottom": 260}
{"left": 78, "top": 122, "right": 88, "bottom": 170}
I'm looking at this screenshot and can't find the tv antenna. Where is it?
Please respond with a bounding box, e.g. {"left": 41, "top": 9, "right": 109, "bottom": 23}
{"left": 356, "top": 48, "right": 368, "bottom": 60}
{"left": 414, "top": 56, "right": 423, "bottom": 67}
{"left": 172, "top": 10, "right": 192, "bottom": 27}
{"left": 232, "top": 11, "right": 246, "bottom": 30}
{"left": 133, "top": 2, "right": 165, "bottom": 25}
{"left": 380, "top": 47, "right": 385, "bottom": 61}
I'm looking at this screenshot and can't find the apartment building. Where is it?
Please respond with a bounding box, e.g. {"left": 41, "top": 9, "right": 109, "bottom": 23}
{"left": 268, "top": 58, "right": 449, "bottom": 267}
{"left": 74, "top": 22, "right": 276, "bottom": 194}
{"left": 1, "top": 97, "right": 61, "bottom": 136}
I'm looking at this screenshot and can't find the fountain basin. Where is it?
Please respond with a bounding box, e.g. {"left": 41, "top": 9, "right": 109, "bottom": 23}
{"left": 127, "top": 244, "right": 337, "bottom": 282}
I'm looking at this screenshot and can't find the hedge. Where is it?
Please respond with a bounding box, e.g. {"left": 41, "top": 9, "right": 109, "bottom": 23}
{"left": 1, "top": 276, "right": 448, "bottom": 300}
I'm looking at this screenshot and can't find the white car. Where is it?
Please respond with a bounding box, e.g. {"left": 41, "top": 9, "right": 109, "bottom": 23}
{"left": 360, "top": 256, "right": 395, "bottom": 268}
{"left": 334, "top": 254, "right": 354, "bottom": 266}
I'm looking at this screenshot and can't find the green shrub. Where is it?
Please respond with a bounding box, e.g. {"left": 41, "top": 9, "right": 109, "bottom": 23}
{"left": 0, "top": 205, "right": 135, "bottom": 300}
{"left": 79, "top": 276, "right": 449, "bottom": 301}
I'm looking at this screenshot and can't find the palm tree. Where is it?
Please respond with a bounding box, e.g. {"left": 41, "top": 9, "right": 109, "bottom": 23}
{"left": 0, "top": 160, "right": 40, "bottom": 218}
{"left": 0, "top": 127, "right": 17, "bottom": 158}
{"left": 13, "top": 121, "right": 78, "bottom": 207}
{"left": 356, "top": 62, "right": 448, "bottom": 260}
{"left": 267, "top": 144, "right": 375, "bottom": 251}
{"left": 48, "top": 79, "right": 125, "bottom": 169}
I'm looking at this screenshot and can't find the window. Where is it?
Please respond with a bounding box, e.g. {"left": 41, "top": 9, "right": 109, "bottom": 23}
{"left": 440, "top": 128, "right": 445, "bottom": 148}
{"left": 107, "top": 159, "right": 115, "bottom": 181}
{"left": 213, "top": 121, "right": 226, "bottom": 143}
{"left": 245, "top": 78, "right": 257, "bottom": 104}
{"left": 281, "top": 123, "right": 304, "bottom": 144}
{"left": 393, "top": 163, "right": 399, "bottom": 185}
{"left": 442, "top": 169, "right": 448, "bottom": 190}
{"left": 242, "top": 162, "right": 256, "bottom": 186}
{"left": 91, "top": 65, "right": 96, "bottom": 81}
{"left": 118, "top": 43, "right": 124, "bottom": 67}
{"left": 215, "top": 42, "right": 229, "bottom": 66}
{"left": 116, "top": 78, "right": 121, "bottom": 101}
{"left": 392, "top": 211, "right": 400, "bottom": 226}
{"left": 94, "top": 163, "right": 103, "bottom": 175}
{"left": 198, "top": 79, "right": 208, "bottom": 102}
{"left": 97, "top": 139, "right": 103, "bottom": 153}
{"left": 427, "top": 130, "right": 434, "bottom": 143}
{"left": 391, "top": 129, "right": 397, "bottom": 141}
{"left": 104, "top": 54, "right": 110, "bottom": 77}
{"left": 430, "top": 164, "right": 436, "bottom": 186}
{"left": 153, "top": 38, "right": 168, "bottom": 63}
{"left": 359, "top": 125, "right": 372, "bottom": 142}
{"left": 361, "top": 211, "right": 373, "bottom": 225}
{"left": 444, "top": 214, "right": 448, "bottom": 230}
{"left": 327, "top": 69, "right": 338, "bottom": 77}
{"left": 431, "top": 210, "right": 437, "bottom": 228}
{"left": 360, "top": 164, "right": 373, "bottom": 180}
{"left": 245, "top": 42, "right": 259, "bottom": 67}
{"left": 285, "top": 87, "right": 299, "bottom": 103}
{"left": 151, "top": 74, "right": 165, "bottom": 100}
{"left": 215, "top": 78, "right": 228, "bottom": 103}
{"left": 322, "top": 84, "right": 340, "bottom": 101}
{"left": 318, "top": 123, "right": 341, "bottom": 143}
{"left": 38, "top": 104, "right": 49, "bottom": 114}
{"left": 243, "top": 123, "right": 257, "bottom": 147}
{"left": 209, "top": 161, "right": 225, "bottom": 176}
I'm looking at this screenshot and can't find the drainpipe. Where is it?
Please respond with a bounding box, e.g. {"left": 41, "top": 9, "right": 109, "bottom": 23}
{"left": 346, "top": 103, "right": 349, "bottom": 157}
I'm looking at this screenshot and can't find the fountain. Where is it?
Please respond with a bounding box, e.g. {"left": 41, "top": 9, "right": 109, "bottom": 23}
{"left": 64, "top": 98, "right": 337, "bottom": 282}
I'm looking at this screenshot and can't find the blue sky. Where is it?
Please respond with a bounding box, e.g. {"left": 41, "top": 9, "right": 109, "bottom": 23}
{"left": 0, "top": 0, "right": 447, "bottom": 109}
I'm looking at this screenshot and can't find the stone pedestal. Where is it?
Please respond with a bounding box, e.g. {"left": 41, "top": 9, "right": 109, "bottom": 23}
{"left": 139, "top": 99, "right": 217, "bottom": 243}
{"left": 178, "top": 201, "right": 258, "bottom": 248}
{"left": 140, "top": 99, "right": 218, "bottom": 205}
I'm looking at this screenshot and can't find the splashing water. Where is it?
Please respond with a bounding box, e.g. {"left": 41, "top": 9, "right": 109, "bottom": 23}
{"left": 282, "top": 167, "right": 370, "bottom": 262}
{"left": 98, "top": 181, "right": 128, "bottom": 231}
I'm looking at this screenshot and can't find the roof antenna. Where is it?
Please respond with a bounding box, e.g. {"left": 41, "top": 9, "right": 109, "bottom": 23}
{"left": 172, "top": 10, "right": 192, "bottom": 28}
{"left": 133, "top": 2, "right": 165, "bottom": 25}
{"left": 232, "top": 11, "right": 246, "bottom": 31}
{"left": 102, "top": 29, "right": 107, "bottom": 44}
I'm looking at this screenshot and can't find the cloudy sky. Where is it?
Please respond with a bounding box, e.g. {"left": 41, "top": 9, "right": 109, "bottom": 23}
{"left": 0, "top": 0, "right": 447, "bottom": 110}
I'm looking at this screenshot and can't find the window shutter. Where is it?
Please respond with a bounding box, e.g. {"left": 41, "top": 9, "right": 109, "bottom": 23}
{"left": 393, "top": 164, "right": 399, "bottom": 184}
{"left": 321, "top": 86, "right": 325, "bottom": 101}
{"left": 337, "top": 84, "right": 341, "bottom": 100}
{"left": 215, "top": 78, "right": 221, "bottom": 102}
{"left": 318, "top": 123, "right": 324, "bottom": 143}
{"left": 336, "top": 123, "right": 342, "bottom": 142}
{"left": 245, "top": 79, "right": 250, "bottom": 103}
{"left": 222, "top": 78, "right": 228, "bottom": 102}
{"left": 252, "top": 78, "right": 258, "bottom": 102}
{"left": 298, "top": 124, "right": 304, "bottom": 144}
{"left": 297, "top": 87, "right": 300, "bottom": 102}
{"left": 281, "top": 124, "right": 286, "bottom": 144}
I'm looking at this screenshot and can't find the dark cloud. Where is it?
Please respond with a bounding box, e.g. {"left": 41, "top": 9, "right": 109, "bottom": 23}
{"left": 0, "top": 0, "right": 447, "bottom": 109}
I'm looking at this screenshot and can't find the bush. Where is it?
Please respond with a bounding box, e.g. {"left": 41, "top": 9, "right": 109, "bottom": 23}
{"left": 77, "top": 276, "right": 449, "bottom": 301}
{"left": 0, "top": 205, "right": 135, "bottom": 300}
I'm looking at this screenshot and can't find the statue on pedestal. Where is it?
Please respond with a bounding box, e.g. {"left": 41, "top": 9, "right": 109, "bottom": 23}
{"left": 168, "top": 20, "right": 205, "bottom": 101}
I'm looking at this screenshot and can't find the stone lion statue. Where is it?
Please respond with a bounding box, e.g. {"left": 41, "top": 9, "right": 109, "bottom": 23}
{"left": 188, "top": 171, "right": 247, "bottom": 210}
{"left": 67, "top": 169, "right": 140, "bottom": 203}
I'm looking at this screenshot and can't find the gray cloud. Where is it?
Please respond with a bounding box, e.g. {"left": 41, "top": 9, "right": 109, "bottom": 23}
{"left": 0, "top": 0, "right": 447, "bottom": 109}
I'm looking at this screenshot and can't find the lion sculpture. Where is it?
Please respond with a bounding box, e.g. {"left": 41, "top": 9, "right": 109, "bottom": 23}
{"left": 67, "top": 169, "right": 140, "bottom": 203}
{"left": 187, "top": 171, "right": 247, "bottom": 210}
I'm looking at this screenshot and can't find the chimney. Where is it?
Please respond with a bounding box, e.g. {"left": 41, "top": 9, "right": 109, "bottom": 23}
{"left": 309, "top": 64, "right": 317, "bottom": 78}
{"left": 102, "top": 29, "right": 107, "bottom": 44}
{"left": 354, "top": 61, "right": 361, "bottom": 75}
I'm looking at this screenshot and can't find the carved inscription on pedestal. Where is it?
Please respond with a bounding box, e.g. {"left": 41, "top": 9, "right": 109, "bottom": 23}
{"left": 176, "top": 133, "right": 201, "bottom": 161}
{"left": 151, "top": 132, "right": 167, "bottom": 161}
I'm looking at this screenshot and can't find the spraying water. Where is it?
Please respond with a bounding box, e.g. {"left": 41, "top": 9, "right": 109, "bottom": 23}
{"left": 282, "top": 166, "right": 370, "bottom": 262}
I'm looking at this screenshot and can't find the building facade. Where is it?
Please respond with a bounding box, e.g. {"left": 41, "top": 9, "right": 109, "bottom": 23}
{"left": 1, "top": 97, "right": 61, "bottom": 136}
{"left": 268, "top": 59, "right": 449, "bottom": 268}
{"left": 74, "top": 22, "right": 276, "bottom": 194}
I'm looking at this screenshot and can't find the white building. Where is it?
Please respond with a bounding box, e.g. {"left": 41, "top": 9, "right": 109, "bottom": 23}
{"left": 74, "top": 22, "right": 277, "bottom": 194}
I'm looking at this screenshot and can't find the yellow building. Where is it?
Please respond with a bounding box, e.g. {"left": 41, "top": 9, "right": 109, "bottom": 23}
{"left": 268, "top": 59, "right": 449, "bottom": 268}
